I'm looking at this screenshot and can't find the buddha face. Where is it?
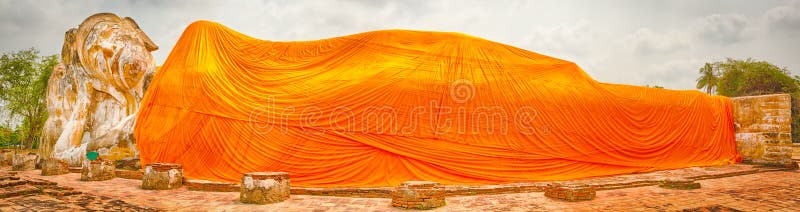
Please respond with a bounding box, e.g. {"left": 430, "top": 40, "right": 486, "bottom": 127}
{"left": 79, "top": 15, "right": 158, "bottom": 96}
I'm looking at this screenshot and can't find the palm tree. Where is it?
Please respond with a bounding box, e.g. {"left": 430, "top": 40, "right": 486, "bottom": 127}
{"left": 696, "top": 63, "right": 718, "bottom": 94}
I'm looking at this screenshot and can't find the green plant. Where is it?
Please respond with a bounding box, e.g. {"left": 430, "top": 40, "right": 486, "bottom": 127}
{"left": 0, "top": 48, "right": 59, "bottom": 149}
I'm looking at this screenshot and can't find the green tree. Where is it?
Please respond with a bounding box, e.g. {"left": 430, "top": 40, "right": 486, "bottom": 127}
{"left": 0, "top": 48, "right": 58, "bottom": 149}
{"left": 0, "top": 125, "right": 21, "bottom": 147}
{"left": 714, "top": 58, "right": 798, "bottom": 96}
{"left": 696, "top": 62, "right": 718, "bottom": 94}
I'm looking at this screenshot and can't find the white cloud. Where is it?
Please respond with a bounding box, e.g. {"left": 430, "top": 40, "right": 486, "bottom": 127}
{"left": 764, "top": 0, "right": 800, "bottom": 36}
{"left": 628, "top": 28, "right": 691, "bottom": 56}
{"left": 691, "top": 13, "right": 755, "bottom": 45}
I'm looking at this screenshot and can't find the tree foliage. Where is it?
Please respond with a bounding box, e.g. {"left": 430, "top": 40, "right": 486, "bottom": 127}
{"left": 0, "top": 125, "right": 21, "bottom": 147}
{"left": 0, "top": 48, "right": 58, "bottom": 149}
{"left": 696, "top": 63, "right": 718, "bottom": 93}
{"left": 696, "top": 58, "right": 800, "bottom": 143}
{"left": 714, "top": 58, "right": 799, "bottom": 96}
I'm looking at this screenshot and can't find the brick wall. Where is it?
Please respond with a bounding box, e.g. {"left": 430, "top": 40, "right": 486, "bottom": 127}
{"left": 731, "top": 93, "right": 794, "bottom": 167}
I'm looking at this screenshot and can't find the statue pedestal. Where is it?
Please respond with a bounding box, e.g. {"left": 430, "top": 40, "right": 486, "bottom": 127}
{"left": 142, "top": 163, "right": 183, "bottom": 190}
{"left": 240, "top": 172, "right": 290, "bottom": 204}
{"left": 391, "top": 181, "right": 446, "bottom": 209}
{"left": 80, "top": 159, "right": 116, "bottom": 181}
{"left": 41, "top": 158, "right": 70, "bottom": 176}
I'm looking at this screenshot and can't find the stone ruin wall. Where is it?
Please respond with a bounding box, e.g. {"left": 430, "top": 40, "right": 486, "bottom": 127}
{"left": 730, "top": 93, "right": 795, "bottom": 167}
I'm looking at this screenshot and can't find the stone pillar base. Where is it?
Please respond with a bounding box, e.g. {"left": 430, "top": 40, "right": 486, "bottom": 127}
{"left": 81, "top": 159, "right": 116, "bottom": 181}
{"left": 142, "top": 163, "right": 183, "bottom": 190}
{"left": 240, "top": 172, "right": 290, "bottom": 204}
{"left": 11, "top": 153, "right": 38, "bottom": 171}
{"left": 0, "top": 150, "right": 13, "bottom": 166}
{"left": 41, "top": 158, "right": 70, "bottom": 176}
{"left": 391, "top": 181, "right": 446, "bottom": 209}
{"left": 659, "top": 178, "right": 701, "bottom": 190}
{"left": 544, "top": 183, "right": 596, "bottom": 201}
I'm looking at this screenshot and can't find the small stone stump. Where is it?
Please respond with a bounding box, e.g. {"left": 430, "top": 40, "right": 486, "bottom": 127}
{"left": 659, "top": 178, "right": 701, "bottom": 190}
{"left": 544, "top": 183, "right": 596, "bottom": 201}
{"left": 391, "top": 181, "right": 446, "bottom": 209}
{"left": 0, "top": 150, "right": 13, "bottom": 166}
{"left": 11, "top": 153, "right": 38, "bottom": 171}
{"left": 142, "top": 163, "right": 183, "bottom": 190}
{"left": 81, "top": 159, "right": 115, "bottom": 181}
{"left": 41, "top": 158, "right": 70, "bottom": 176}
{"left": 240, "top": 172, "right": 290, "bottom": 204}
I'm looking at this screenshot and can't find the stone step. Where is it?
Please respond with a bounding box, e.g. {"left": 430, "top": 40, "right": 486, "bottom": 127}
{"left": 186, "top": 179, "right": 239, "bottom": 192}
{"left": 0, "top": 184, "right": 41, "bottom": 198}
{"left": 43, "top": 188, "right": 82, "bottom": 198}
{"left": 0, "top": 175, "right": 20, "bottom": 181}
{"left": 26, "top": 179, "right": 58, "bottom": 188}
{"left": 0, "top": 171, "right": 20, "bottom": 176}
{"left": 115, "top": 170, "right": 144, "bottom": 180}
{"left": 0, "top": 180, "right": 28, "bottom": 188}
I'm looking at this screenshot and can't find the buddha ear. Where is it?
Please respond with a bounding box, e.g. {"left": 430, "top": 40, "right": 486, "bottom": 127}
{"left": 61, "top": 28, "right": 78, "bottom": 66}
{"left": 123, "top": 17, "right": 159, "bottom": 52}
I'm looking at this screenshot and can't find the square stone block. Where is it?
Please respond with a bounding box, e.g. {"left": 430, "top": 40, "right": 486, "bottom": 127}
{"left": 81, "top": 159, "right": 116, "bottom": 181}
{"left": 391, "top": 181, "right": 446, "bottom": 209}
{"left": 142, "top": 163, "right": 184, "bottom": 190}
{"left": 240, "top": 172, "right": 290, "bottom": 204}
{"left": 11, "top": 153, "right": 38, "bottom": 171}
{"left": 41, "top": 158, "right": 70, "bottom": 176}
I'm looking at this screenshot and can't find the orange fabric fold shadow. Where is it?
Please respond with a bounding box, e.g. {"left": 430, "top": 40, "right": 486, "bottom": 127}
{"left": 134, "top": 21, "right": 740, "bottom": 187}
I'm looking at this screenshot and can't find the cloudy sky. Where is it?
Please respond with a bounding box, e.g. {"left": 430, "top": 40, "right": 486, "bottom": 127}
{"left": 1, "top": 0, "right": 799, "bottom": 90}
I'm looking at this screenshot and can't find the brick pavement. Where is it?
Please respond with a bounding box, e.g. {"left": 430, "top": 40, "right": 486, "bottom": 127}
{"left": 1, "top": 166, "right": 799, "bottom": 211}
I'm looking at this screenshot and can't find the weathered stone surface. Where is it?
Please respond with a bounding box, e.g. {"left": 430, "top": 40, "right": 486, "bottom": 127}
{"left": 731, "top": 94, "right": 794, "bottom": 167}
{"left": 115, "top": 170, "right": 144, "bottom": 180}
{"left": 544, "top": 183, "right": 596, "bottom": 201}
{"left": 115, "top": 158, "right": 141, "bottom": 170}
{"left": 11, "top": 153, "right": 38, "bottom": 171}
{"left": 68, "top": 167, "right": 82, "bottom": 173}
{"left": 40, "top": 158, "right": 70, "bottom": 176}
{"left": 186, "top": 180, "right": 240, "bottom": 192}
{"left": 240, "top": 172, "right": 290, "bottom": 204}
{"left": 80, "top": 159, "right": 115, "bottom": 181}
{"left": 658, "top": 178, "right": 701, "bottom": 190}
{"left": 391, "top": 181, "right": 446, "bottom": 209}
{"left": 291, "top": 187, "right": 394, "bottom": 198}
{"left": 40, "top": 13, "right": 158, "bottom": 166}
{"left": 142, "top": 163, "right": 183, "bottom": 190}
{"left": 0, "top": 150, "right": 13, "bottom": 166}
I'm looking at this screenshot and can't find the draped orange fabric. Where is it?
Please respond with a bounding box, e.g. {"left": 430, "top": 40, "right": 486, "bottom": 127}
{"left": 134, "top": 21, "right": 741, "bottom": 187}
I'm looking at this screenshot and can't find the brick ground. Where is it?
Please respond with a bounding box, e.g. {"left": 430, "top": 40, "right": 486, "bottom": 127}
{"left": 2, "top": 167, "right": 799, "bottom": 211}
